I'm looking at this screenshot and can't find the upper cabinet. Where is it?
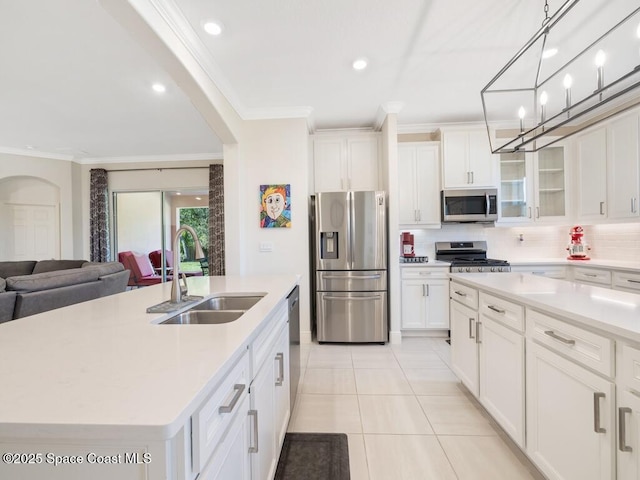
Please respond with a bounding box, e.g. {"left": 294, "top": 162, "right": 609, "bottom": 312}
{"left": 397, "top": 142, "right": 441, "bottom": 227}
{"left": 312, "top": 133, "right": 380, "bottom": 192}
{"left": 576, "top": 111, "right": 640, "bottom": 222}
{"left": 442, "top": 129, "right": 497, "bottom": 188}
{"left": 498, "top": 143, "right": 569, "bottom": 224}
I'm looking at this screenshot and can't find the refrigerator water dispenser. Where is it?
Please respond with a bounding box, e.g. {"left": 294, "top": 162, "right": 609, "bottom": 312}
{"left": 320, "top": 232, "right": 339, "bottom": 259}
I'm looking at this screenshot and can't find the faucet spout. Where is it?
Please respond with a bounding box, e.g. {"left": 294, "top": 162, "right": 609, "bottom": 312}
{"left": 171, "top": 225, "right": 205, "bottom": 304}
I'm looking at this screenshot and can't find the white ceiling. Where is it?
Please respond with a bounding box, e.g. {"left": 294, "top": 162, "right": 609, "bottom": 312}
{"left": 0, "top": 0, "right": 630, "bottom": 162}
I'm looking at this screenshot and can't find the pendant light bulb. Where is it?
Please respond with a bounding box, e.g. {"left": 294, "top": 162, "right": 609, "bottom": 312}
{"left": 518, "top": 106, "right": 526, "bottom": 119}
{"left": 540, "top": 91, "right": 548, "bottom": 106}
{"left": 563, "top": 74, "right": 573, "bottom": 89}
{"left": 594, "top": 49, "right": 606, "bottom": 67}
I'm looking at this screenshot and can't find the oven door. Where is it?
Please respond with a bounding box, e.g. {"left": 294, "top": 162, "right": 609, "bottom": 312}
{"left": 441, "top": 189, "right": 498, "bottom": 223}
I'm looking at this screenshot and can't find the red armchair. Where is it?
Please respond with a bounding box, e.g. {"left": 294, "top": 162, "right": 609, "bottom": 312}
{"left": 148, "top": 249, "right": 203, "bottom": 277}
{"left": 118, "top": 251, "right": 167, "bottom": 287}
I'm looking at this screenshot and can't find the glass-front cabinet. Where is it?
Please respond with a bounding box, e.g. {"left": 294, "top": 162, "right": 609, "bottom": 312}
{"left": 498, "top": 143, "right": 568, "bottom": 224}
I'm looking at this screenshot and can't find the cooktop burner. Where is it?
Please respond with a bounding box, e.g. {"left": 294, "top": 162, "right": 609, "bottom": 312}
{"left": 435, "top": 240, "right": 511, "bottom": 272}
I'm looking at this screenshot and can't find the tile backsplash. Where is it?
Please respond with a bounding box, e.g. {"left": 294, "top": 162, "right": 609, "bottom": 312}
{"left": 400, "top": 222, "right": 640, "bottom": 262}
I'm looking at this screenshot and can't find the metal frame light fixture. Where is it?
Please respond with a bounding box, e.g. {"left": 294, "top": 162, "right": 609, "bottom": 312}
{"left": 481, "top": 0, "right": 640, "bottom": 153}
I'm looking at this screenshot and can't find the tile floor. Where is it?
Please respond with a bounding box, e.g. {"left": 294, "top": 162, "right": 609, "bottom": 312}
{"left": 288, "top": 337, "right": 545, "bottom": 480}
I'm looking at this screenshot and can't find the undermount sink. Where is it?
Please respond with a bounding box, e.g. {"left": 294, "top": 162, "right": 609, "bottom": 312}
{"left": 190, "top": 295, "right": 265, "bottom": 311}
{"left": 161, "top": 310, "right": 246, "bottom": 325}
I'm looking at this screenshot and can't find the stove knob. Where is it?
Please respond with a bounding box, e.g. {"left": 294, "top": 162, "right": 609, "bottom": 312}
{"left": 491, "top": 267, "right": 496, "bottom": 272}
{"left": 477, "top": 267, "right": 483, "bottom": 272}
{"left": 457, "top": 267, "right": 463, "bottom": 273}
{"left": 465, "top": 267, "right": 471, "bottom": 272}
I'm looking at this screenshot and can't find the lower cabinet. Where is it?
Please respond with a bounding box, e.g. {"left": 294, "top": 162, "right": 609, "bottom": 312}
{"left": 526, "top": 341, "right": 615, "bottom": 480}
{"left": 401, "top": 267, "right": 449, "bottom": 330}
{"left": 249, "top": 320, "right": 290, "bottom": 480}
{"left": 450, "top": 299, "right": 479, "bottom": 396}
{"left": 617, "top": 389, "right": 640, "bottom": 480}
{"left": 478, "top": 316, "right": 525, "bottom": 447}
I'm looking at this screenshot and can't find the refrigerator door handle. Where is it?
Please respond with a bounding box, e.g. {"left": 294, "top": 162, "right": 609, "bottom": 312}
{"left": 346, "top": 191, "right": 353, "bottom": 270}
{"left": 322, "top": 274, "right": 382, "bottom": 280}
{"left": 323, "top": 295, "right": 382, "bottom": 301}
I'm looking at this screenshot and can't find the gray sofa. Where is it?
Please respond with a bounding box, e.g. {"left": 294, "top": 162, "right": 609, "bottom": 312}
{"left": 0, "top": 260, "right": 130, "bottom": 323}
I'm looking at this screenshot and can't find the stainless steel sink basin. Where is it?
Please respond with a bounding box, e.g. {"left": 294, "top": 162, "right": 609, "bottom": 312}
{"left": 161, "top": 310, "right": 245, "bottom": 325}
{"left": 190, "top": 295, "right": 264, "bottom": 311}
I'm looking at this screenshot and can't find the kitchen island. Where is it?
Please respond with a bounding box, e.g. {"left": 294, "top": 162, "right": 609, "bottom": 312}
{"left": 449, "top": 272, "right": 640, "bottom": 480}
{"left": 0, "top": 274, "right": 298, "bottom": 480}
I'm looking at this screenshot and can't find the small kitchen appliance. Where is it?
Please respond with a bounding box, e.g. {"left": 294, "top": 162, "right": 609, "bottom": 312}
{"left": 566, "top": 225, "right": 591, "bottom": 260}
{"left": 435, "top": 241, "right": 511, "bottom": 273}
{"left": 401, "top": 232, "right": 415, "bottom": 258}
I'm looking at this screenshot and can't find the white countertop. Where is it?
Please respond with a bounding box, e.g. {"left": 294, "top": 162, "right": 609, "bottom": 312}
{"left": 450, "top": 272, "right": 640, "bottom": 344}
{"left": 399, "top": 260, "right": 450, "bottom": 268}
{"left": 509, "top": 258, "right": 640, "bottom": 272}
{"left": 0, "top": 274, "right": 298, "bottom": 440}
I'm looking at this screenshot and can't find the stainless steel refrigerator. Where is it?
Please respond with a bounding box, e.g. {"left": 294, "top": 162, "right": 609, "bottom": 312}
{"left": 311, "top": 191, "right": 388, "bottom": 343}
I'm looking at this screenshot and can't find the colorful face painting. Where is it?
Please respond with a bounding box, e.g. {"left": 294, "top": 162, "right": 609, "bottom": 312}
{"left": 260, "top": 184, "right": 291, "bottom": 228}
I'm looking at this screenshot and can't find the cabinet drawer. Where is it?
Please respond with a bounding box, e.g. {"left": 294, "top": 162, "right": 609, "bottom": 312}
{"left": 527, "top": 308, "right": 614, "bottom": 377}
{"left": 510, "top": 265, "right": 567, "bottom": 279}
{"left": 192, "top": 350, "right": 251, "bottom": 473}
{"left": 401, "top": 267, "right": 448, "bottom": 280}
{"left": 573, "top": 267, "right": 611, "bottom": 286}
{"left": 621, "top": 343, "right": 640, "bottom": 393}
{"left": 450, "top": 281, "right": 478, "bottom": 310}
{"left": 612, "top": 270, "right": 640, "bottom": 293}
{"left": 479, "top": 292, "right": 524, "bottom": 332}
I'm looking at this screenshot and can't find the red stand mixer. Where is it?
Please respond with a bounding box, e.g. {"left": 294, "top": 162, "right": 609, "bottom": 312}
{"left": 566, "top": 225, "right": 591, "bottom": 260}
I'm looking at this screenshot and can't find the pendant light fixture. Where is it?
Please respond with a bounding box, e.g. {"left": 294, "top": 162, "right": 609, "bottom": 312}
{"left": 481, "top": 0, "right": 640, "bottom": 153}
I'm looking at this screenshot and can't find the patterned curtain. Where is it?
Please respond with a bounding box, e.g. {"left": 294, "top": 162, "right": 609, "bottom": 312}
{"left": 89, "top": 169, "right": 110, "bottom": 262}
{"left": 208, "top": 164, "right": 225, "bottom": 275}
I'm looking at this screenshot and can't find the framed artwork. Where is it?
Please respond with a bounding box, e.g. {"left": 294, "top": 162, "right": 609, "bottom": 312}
{"left": 259, "top": 184, "right": 291, "bottom": 228}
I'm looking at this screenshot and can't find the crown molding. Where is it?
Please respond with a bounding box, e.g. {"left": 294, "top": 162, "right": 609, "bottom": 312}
{"left": 79, "top": 152, "right": 223, "bottom": 165}
{"left": 242, "top": 106, "right": 314, "bottom": 121}
{"left": 0, "top": 147, "right": 75, "bottom": 161}
{"left": 374, "top": 102, "right": 405, "bottom": 131}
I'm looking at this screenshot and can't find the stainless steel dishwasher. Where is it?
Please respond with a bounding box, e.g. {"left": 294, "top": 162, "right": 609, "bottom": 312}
{"left": 288, "top": 286, "right": 300, "bottom": 409}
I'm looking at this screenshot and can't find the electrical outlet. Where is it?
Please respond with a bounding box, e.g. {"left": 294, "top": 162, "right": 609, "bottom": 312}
{"left": 259, "top": 242, "right": 274, "bottom": 252}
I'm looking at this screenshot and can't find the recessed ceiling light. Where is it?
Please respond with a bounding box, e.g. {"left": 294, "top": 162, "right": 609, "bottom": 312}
{"left": 542, "top": 47, "right": 558, "bottom": 59}
{"left": 203, "top": 21, "right": 223, "bottom": 36}
{"left": 152, "top": 83, "right": 166, "bottom": 93}
{"left": 195, "top": 197, "right": 202, "bottom": 200}
{"left": 176, "top": 192, "right": 182, "bottom": 195}
{"left": 352, "top": 57, "right": 368, "bottom": 71}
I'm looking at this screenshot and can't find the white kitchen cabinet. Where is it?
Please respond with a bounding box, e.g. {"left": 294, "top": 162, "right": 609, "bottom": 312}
{"left": 478, "top": 316, "right": 525, "bottom": 447}
{"left": 607, "top": 113, "right": 640, "bottom": 220}
{"left": 576, "top": 111, "right": 640, "bottom": 222}
{"left": 510, "top": 265, "right": 567, "bottom": 279}
{"left": 312, "top": 133, "right": 380, "bottom": 192}
{"left": 400, "top": 267, "right": 449, "bottom": 330}
{"left": 249, "top": 308, "right": 290, "bottom": 480}
{"left": 498, "top": 143, "right": 568, "bottom": 224}
{"left": 572, "top": 266, "right": 612, "bottom": 288}
{"left": 398, "top": 142, "right": 441, "bottom": 226}
{"left": 613, "top": 270, "right": 640, "bottom": 294}
{"left": 617, "top": 388, "right": 640, "bottom": 480}
{"left": 450, "top": 297, "right": 479, "bottom": 396}
{"left": 442, "top": 129, "right": 496, "bottom": 188}
{"left": 526, "top": 341, "right": 615, "bottom": 480}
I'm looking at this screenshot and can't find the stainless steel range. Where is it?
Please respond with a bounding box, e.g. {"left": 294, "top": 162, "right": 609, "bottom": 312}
{"left": 435, "top": 241, "right": 511, "bottom": 273}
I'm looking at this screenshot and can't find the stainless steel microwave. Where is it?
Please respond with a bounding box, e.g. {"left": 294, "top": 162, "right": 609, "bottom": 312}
{"left": 441, "top": 189, "right": 498, "bottom": 223}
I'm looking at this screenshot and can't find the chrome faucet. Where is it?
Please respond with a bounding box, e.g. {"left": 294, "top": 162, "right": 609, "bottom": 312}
{"left": 171, "top": 225, "right": 206, "bottom": 304}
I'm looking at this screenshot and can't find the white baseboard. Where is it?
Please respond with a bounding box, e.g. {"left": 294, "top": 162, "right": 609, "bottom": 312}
{"left": 301, "top": 331, "right": 313, "bottom": 344}
{"left": 402, "top": 329, "right": 449, "bottom": 338}
{"left": 389, "top": 330, "right": 402, "bottom": 344}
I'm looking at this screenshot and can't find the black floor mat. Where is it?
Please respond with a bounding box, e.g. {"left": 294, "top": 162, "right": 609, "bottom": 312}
{"left": 275, "top": 432, "right": 350, "bottom": 480}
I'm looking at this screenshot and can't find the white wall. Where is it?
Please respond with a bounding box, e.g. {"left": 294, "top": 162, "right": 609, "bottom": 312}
{"left": 114, "top": 191, "right": 163, "bottom": 255}
{"left": 225, "top": 118, "right": 311, "bottom": 339}
{"left": 0, "top": 154, "right": 77, "bottom": 258}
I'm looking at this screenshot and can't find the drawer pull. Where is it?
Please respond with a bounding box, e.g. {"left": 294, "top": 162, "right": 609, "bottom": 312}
{"left": 487, "top": 305, "right": 505, "bottom": 314}
{"left": 275, "top": 353, "right": 284, "bottom": 387}
{"left": 584, "top": 273, "right": 598, "bottom": 278}
{"left": 418, "top": 272, "right": 432, "bottom": 276}
{"left": 454, "top": 290, "right": 467, "bottom": 297}
{"left": 248, "top": 409, "right": 259, "bottom": 453}
{"left": 593, "top": 392, "right": 606, "bottom": 434}
{"left": 475, "top": 321, "right": 482, "bottom": 344}
{"left": 544, "top": 330, "right": 575, "bottom": 345}
{"left": 218, "top": 384, "right": 246, "bottom": 414}
{"left": 468, "top": 318, "right": 475, "bottom": 339}
{"left": 619, "top": 407, "right": 633, "bottom": 452}
{"left": 627, "top": 279, "right": 640, "bottom": 284}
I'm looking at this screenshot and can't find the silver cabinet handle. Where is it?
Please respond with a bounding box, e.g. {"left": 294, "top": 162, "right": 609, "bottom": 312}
{"left": 417, "top": 210, "right": 421, "bottom": 221}
{"left": 536, "top": 206, "right": 540, "bottom": 219}
{"left": 619, "top": 407, "right": 633, "bottom": 452}
{"left": 475, "top": 321, "right": 481, "bottom": 344}
{"left": 627, "top": 279, "right": 640, "bottom": 284}
{"left": 248, "top": 409, "right": 259, "bottom": 453}
{"left": 471, "top": 171, "right": 474, "bottom": 184}
{"left": 218, "top": 384, "right": 246, "bottom": 413}
{"left": 275, "top": 353, "right": 284, "bottom": 386}
{"left": 466, "top": 172, "right": 470, "bottom": 184}
{"left": 528, "top": 206, "right": 532, "bottom": 219}
{"left": 415, "top": 209, "right": 418, "bottom": 222}
{"left": 544, "top": 330, "right": 575, "bottom": 345}
{"left": 593, "top": 392, "right": 606, "bottom": 433}
{"left": 600, "top": 201, "right": 605, "bottom": 215}
{"left": 468, "top": 318, "right": 475, "bottom": 339}
{"left": 454, "top": 290, "right": 467, "bottom": 297}
{"left": 632, "top": 198, "right": 635, "bottom": 214}
{"left": 584, "top": 273, "right": 598, "bottom": 277}
{"left": 422, "top": 284, "right": 430, "bottom": 296}
{"left": 487, "top": 305, "right": 505, "bottom": 314}
{"left": 418, "top": 272, "right": 432, "bottom": 276}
